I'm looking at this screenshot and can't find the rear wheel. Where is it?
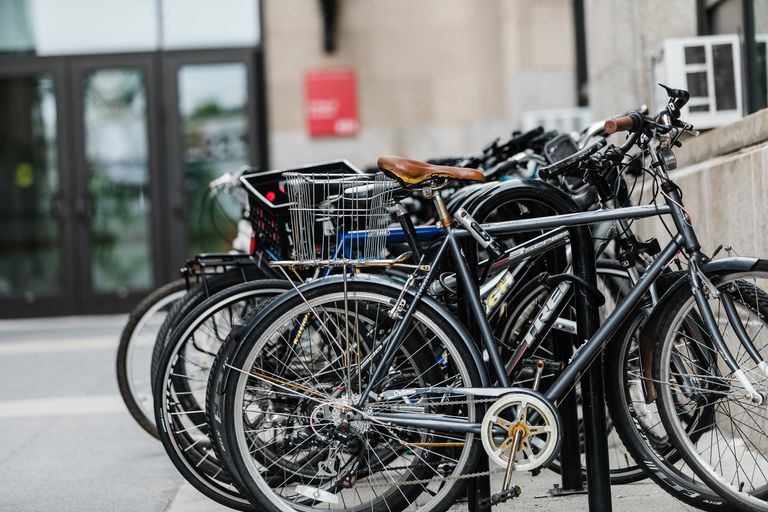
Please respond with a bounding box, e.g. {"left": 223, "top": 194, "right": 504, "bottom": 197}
{"left": 150, "top": 266, "right": 267, "bottom": 389}
{"left": 218, "top": 278, "right": 484, "bottom": 512}
{"left": 154, "top": 279, "right": 289, "bottom": 510}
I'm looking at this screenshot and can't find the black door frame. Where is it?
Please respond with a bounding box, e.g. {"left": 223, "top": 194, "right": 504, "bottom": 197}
{"left": 0, "top": 57, "right": 78, "bottom": 317}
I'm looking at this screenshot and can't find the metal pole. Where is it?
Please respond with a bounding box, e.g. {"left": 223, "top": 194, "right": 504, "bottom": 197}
{"left": 553, "top": 334, "right": 583, "bottom": 492}
{"left": 571, "top": 222, "right": 612, "bottom": 511}
{"left": 572, "top": 0, "right": 589, "bottom": 107}
{"left": 550, "top": 245, "right": 583, "bottom": 494}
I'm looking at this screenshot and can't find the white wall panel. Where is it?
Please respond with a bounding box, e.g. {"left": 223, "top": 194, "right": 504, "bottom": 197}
{"left": 31, "top": 0, "right": 158, "bottom": 55}
{"left": 162, "top": 0, "right": 260, "bottom": 49}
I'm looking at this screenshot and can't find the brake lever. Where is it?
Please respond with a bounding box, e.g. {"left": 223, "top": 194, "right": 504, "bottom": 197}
{"left": 673, "top": 119, "right": 699, "bottom": 136}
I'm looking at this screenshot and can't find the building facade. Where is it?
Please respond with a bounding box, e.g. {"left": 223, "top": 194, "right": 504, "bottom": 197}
{"left": 1, "top": 0, "right": 765, "bottom": 317}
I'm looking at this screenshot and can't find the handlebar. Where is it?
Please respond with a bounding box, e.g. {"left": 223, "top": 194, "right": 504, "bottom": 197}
{"left": 209, "top": 168, "right": 247, "bottom": 195}
{"left": 538, "top": 138, "right": 607, "bottom": 180}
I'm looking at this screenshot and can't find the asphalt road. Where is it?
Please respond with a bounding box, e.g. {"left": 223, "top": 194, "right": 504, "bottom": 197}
{"left": 0, "top": 315, "right": 694, "bottom": 512}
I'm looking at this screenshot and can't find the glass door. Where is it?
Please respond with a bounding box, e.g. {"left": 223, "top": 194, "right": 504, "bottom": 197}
{"left": 163, "top": 49, "right": 266, "bottom": 267}
{"left": 70, "top": 55, "right": 162, "bottom": 310}
{"left": 0, "top": 59, "right": 76, "bottom": 317}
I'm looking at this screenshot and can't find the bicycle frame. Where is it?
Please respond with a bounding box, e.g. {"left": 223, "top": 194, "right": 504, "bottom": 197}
{"left": 357, "top": 194, "right": 766, "bottom": 434}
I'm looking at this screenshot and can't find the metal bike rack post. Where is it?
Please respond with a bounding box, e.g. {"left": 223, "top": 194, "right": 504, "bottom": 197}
{"left": 571, "top": 226, "right": 612, "bottom": 512}
{"left": 550, "top": 329, "right": 585, "bottom": 494}
{"left": 516, "top": 182, "right": 613, "bottom": 510}
{"left": 569, "top": 203, "right": 612, "bottom": 512}
{"left": 461, "top": 180, "right": 612, "bottom": 510}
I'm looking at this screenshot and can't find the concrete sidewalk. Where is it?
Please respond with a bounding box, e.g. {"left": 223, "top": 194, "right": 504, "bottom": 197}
{"left": 0, "top": 315, "right": 694, "bottom": 512}
{"left": 165, "top": 471, "right": 695, "bottom": 512}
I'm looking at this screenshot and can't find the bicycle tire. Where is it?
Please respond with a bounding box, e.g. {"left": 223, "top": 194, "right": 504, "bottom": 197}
{"left": 150, "top": 265, "right": 268, "bottom": 389}
{"left": 154, "top": 279, "right": 289, "bottom": 510}
{"left": 116, "top": 279, "right": 188, "bottom": 439}
{"left": 217, "top": 277, "right": 485, "bottom": 512}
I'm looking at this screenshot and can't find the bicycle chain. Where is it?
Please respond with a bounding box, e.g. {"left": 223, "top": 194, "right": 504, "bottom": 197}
{"left": 353, "top": 466, "right": 506, "bottom": 489}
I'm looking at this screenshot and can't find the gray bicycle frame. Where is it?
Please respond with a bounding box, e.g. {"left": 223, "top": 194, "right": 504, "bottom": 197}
{"left": 361, "top": 195, "right": 763, "bottom": 434}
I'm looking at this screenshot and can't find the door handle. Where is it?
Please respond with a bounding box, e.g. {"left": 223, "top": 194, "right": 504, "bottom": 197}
{"left": 49, "top": 192, "right": 67, "bottom": 223}
{"left": 74, "top": 195, "right": 93, "bottom": 224}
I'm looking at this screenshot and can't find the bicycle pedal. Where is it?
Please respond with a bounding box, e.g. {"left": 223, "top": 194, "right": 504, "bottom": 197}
{"left": 477, "top": 486, "right": 521, "bottom": 508}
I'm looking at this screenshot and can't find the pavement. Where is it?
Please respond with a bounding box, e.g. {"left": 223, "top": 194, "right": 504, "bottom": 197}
{"left": 0, "top": 315, "right": 696, "bottom": 512}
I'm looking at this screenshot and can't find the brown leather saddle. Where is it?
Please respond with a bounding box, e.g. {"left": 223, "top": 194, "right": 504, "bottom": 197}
{"left": 377, "top": 155, "right": 485, "bottom": 186}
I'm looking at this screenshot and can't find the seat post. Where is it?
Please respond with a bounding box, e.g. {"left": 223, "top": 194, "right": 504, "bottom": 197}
{"left": 428, "top": 188, "right": 453, "bottom": 227}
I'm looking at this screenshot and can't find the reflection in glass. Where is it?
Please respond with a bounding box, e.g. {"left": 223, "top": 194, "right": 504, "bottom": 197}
{"left": 83, "top": 69, "right": 152, "bottom": 294}
{"left": 0, "top": 74, "right": 59, "bottom": 298}
{"left": 178, "top": 63, "right": 249, "bottom": 256}
{"left": 0, "top": 0, "right": 35, "bottom": 52}
{"left": 712, "top": 44, "right": 737, "bottom": 110}
{"left": 686, "top": 71, "right": 709, "bottom": 97}
{"left": 684, "top": 46, "right": 706, "bottom": 64}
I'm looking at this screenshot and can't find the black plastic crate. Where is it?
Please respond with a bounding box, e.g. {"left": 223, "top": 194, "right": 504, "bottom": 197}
{"left": 240, "top": 159, "right": 363, "bottom": 260}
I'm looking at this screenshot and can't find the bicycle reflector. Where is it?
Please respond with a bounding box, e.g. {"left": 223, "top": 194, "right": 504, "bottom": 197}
{"left": 250, "top": 231, "right": 257, "bottom": 255}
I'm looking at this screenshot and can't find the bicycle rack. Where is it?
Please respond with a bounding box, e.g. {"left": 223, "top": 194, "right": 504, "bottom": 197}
{"left": 465, "top": 181, "right": 612, "bottom": 512}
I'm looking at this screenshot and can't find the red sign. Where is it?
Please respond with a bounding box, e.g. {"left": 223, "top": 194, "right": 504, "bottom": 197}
{"left": 305, "top": 68, "right": 359, "bottom": 137}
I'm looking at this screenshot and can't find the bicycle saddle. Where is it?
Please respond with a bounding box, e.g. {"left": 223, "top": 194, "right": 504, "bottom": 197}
{"left": 377, "top": 155, "right": 485, "bottom": 186}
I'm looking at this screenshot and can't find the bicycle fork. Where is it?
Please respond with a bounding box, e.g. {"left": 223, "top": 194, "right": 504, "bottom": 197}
{"left": 659, "top": 173, "right": 767, "bottom": 404}
{"left": 687, "top": 260, "right": 765, "bottom": 405}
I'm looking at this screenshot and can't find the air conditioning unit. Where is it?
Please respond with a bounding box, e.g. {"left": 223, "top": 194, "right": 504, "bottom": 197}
{"left": 520, "top": 107, "right": 591, "bottom": 134}
{"left": 652, "top": 34, "right": 743, "bottom": 129}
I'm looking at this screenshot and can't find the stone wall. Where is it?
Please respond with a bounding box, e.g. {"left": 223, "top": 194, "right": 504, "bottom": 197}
{"left": 262, "top": 0, "right": 577, "bottom": 169}
{"left": 584, "top": 0, "right": 697, "bottom": 120}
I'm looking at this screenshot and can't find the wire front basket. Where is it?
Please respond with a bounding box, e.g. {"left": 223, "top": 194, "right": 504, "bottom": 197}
{"left": 282, "top": 172, "right": 396, "bottom": 266}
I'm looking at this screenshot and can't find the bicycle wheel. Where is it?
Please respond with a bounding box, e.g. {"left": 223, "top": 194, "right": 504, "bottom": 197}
{"left": 154, "top": 279, "right": 290, "bottom": 510}
{"left": 217, "top": 277, "right": 484, "bottom": 512}
{"left": 653, "top": 261, "right": 768, "bottom": 511}
{"left": 150, "top": 266, "right": 267, "bottom": 389}
{"left": 497, "top": 260, "right": 643, "bottom": 483}
{"left": 605, "top": 269, "right": 736, "bottom": 510}
{"left": 116, "top": 279, "right": 187, "bottom": 439}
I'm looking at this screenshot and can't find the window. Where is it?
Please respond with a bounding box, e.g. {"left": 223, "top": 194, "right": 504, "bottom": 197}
{"left": 652, "top": 35, "right": 742, "bottom": 128}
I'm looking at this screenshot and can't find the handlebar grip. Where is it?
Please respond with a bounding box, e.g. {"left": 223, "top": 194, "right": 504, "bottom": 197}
{"left": 603, "top": 111, "right": 644, "bottom": 135}
{"left": 538, "top": 137, "right": 607, "bottom": 180}
{"left": 604, "top": 116, "right": 633, "bottom": 135}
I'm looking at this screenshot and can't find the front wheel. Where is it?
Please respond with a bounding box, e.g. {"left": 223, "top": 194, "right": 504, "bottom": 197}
{"left": 216, "top": 277, "right": 485, "bottom": 512}
{"left": 652, "top": 261, "right": 768, "bottom": 511}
